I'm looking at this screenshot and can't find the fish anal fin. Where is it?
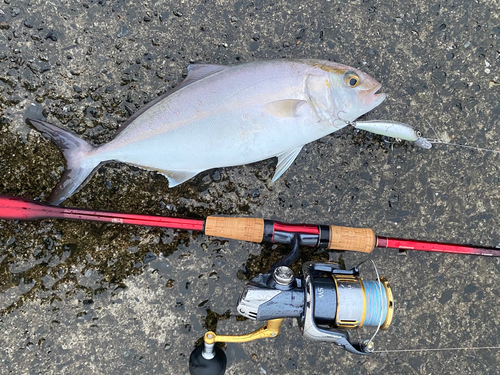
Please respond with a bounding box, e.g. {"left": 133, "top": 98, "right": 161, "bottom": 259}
{"left": 272, "top": 146, "right": 303, "bottom": 182}
{"left": 126, "top": 162, "right": 201, "bottom": 188}
{"left": 156, "top": 169, "right": 201, "bottom": 188}
{"left": 262, "top": 99, "right": 307, "bottom": 118}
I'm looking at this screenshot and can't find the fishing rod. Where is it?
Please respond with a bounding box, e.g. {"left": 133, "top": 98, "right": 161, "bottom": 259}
{"left": 1, "top": 195, "right": 499, "bottom": 257}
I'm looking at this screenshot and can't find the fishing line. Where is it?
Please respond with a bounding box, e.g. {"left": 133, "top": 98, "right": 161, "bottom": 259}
{"left": 368, "top": 259, "right": 384, "bottom": 347}
{"left": 375, "top": 346, "right": 500, "bottom": 353}
{"left": 425, "top": 120, "right": 500, "bottom": 154}
{"left": 428, "top": 139, "right": 500, "bottom": 154}
{"left": 386, "top": 122, "right": 500, "bottom": 354}
{"left": 425, "top": 119, "right": 442, "bottom": 143}
{"left": 356, "top": 259, "right": 385, "bottom": 348}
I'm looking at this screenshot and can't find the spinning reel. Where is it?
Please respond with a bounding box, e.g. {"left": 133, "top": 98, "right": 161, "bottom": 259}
{"left": 189, "top": 235, "right": 394, "bottom": 375}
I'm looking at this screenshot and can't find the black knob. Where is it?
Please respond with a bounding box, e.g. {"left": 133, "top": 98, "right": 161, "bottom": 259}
{"left": 189, "top": 344, "right": 227, "bottom": 375}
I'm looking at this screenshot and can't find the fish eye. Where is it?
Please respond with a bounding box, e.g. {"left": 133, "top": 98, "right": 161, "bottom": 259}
{"left": 345, "top": 72, "right": 360, "bottom": 88}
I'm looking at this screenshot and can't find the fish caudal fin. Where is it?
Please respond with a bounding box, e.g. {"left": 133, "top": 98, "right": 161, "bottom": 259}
{"left": 27, "top": 119, "right": 100, "bottom": 206}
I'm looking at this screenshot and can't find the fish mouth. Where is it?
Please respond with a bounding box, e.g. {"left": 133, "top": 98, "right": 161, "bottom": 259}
{"left": 360, "top": 83, "right": 386, "bottom": 110}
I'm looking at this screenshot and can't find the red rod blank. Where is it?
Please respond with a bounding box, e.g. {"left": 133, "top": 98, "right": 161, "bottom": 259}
{"left": 273, "top": 221, "right": 319, "bottom": 235}
{"left": 377, "top": 237, "right": 500, "bottom": 257}
{"left": 0, "top": 196, "right": 205, "bottom": 231}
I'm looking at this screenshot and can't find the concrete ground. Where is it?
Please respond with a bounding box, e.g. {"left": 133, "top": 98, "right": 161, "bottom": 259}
{"left": 1, "top": 0, "right": 500, "bottom": 374}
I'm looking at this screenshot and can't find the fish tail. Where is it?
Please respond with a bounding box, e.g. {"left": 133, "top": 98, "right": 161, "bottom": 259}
{"left": 27, "top": 118, "right": 100, "bottom": 206}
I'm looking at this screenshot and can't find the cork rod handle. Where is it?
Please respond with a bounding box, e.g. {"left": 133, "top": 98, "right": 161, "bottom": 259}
{"left": 205, "top": 216, "right": 265, "bottom": 243}
{"left": 328, "top": 225, "right": 376, "bottom": 253}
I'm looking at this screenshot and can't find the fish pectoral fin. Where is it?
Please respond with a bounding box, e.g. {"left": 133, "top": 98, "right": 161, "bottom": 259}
{"left": 262, "top": 99, "right": 307, "bottom": 118}
{"left": 272, "top": 146, "right": 303, "bottom": 182}
{"left": 156, "top": 169, "right": 201, "bottom": 188}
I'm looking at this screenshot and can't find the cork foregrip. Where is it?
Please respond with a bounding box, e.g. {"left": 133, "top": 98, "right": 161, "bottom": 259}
{"left": 328, "top": 225, "right": 376, "bottom": 253}
{"left": 205, "top": 216, "right": 264, "bottom": 243}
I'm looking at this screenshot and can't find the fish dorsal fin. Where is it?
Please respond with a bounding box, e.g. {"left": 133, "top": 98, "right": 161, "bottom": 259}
{"left": 183, "top": 64, "right": 227, "bottom": 85}
{"left": 113, "top": 64, "right": 227, "bottom": 137}
{"left": 156, "top": 169, "right": 201, "bottom": 187}
{"left": 305, "top": 74, "right": 333, "bottom": 121}
{"left": 272, "top": 146, "right": 303, "bottom": 182}
{"left": 262, "top": 99, "right": 307, "bottom": 118}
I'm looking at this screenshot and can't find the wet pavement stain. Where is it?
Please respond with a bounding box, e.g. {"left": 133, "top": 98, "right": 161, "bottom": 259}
{"left": 1, "top": 0, "right": 500, "bottom": 374}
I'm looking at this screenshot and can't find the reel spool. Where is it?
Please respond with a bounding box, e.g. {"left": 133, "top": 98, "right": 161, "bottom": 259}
{"left": 189, "top": 236, "right": 394, "bottom": 375}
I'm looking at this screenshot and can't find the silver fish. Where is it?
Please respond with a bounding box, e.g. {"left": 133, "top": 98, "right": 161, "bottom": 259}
{"left": 28, "top": 59, "right": 386, "bottom": 205}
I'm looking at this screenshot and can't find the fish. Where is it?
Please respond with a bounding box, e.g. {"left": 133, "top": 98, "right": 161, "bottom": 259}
{"left": 27, "top": 59, "right": 386, "bottom": 205}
